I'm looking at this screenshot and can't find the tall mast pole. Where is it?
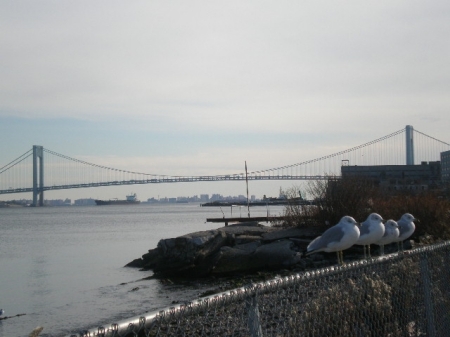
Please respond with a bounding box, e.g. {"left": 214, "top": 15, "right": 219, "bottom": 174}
{"left": 245, "top": 161, "right": 250, "bottom": 218}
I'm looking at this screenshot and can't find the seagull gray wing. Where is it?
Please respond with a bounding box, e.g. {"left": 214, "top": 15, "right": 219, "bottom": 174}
{"left": 397, "top": 220, "right": 408, "bottom": 236}
{"left": 359, "top": 223, "right": 371, "bottom": 236}
{"left": 308, "top": 226, "right": 345, "bottom": 252}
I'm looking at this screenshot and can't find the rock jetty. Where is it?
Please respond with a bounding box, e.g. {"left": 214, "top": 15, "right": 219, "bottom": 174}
{"left": 126, "top": 221, "right": 337, "bottom": 277}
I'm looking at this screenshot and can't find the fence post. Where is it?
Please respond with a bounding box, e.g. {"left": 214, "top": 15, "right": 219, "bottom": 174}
{"left": 246, "top": 293, "right": 263, "bottom": 337}
{"left": 419, "top": 254, "right": 436, "bottom": 337}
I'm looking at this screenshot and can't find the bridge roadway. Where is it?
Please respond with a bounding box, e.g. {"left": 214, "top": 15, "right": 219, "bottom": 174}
{"left": 0, "top": 174, "right": 331, "bottom": 195}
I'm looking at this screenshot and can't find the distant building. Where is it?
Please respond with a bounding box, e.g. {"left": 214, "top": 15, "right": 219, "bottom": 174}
{"left": 341, "top": 162, "right": 441, "bottom": 192}
{"left": 441, "top": 150, "right": 450, "bottom": 182}
{"left": 46, "top": 198, "right": 72, "bottom": 206}
{"left": 200, "top": 194, "right": 209, "bottom": 202}
{"left": 210, "top": 194, "right": 222, "bottom": 201}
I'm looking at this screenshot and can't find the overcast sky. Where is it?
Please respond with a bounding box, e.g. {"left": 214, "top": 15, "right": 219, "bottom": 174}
{"left": 1, "top": 1, "right": 450, "bottom": 201}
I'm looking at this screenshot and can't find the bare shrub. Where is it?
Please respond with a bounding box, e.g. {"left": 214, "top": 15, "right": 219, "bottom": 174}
{"left": 371, "top": 192, "right": 450, "bottom": 240}
{"left": 282, "top": 177, "right": 450, "bottom": 241}
{"left": 282, "top": 176, "right": 379, "bottom": 228}
{"left": 281, "top": 185, "right": 319, "bottom": 228}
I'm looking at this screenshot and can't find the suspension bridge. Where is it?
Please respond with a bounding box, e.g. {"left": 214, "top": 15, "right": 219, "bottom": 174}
{"left": 1, "top": 125, "right": 449, "bottom": 206}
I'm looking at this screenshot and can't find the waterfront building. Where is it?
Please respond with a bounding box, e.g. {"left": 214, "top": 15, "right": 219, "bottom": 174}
{"left": 46, "top": 198, "right": 72, "bottom": 206}
{"left": 441, "top": 150, "right": 450, "bottom": 182}
{"left": 341, "top": 162, "right": 441, "bottom": 192}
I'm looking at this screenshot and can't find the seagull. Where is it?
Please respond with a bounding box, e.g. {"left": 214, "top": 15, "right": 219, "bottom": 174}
{"left": 0, "top": 309, "right": 4, "bottom": 316}
{"left": 375, "top": 219, "right": 400, "bottom": 255}
{"left": 305, "top": 216, "right": 360, "bottom": 265}
{"left": 396, "top": 213, "right": 417, "bottom": 251}
{"left": 356, "top": 213, "right": 385, "bottom": 259}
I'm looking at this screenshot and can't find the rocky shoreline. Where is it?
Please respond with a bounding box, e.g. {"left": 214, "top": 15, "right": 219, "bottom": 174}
{"left": 126, "top": 221, "right": 397, "bottom": 278}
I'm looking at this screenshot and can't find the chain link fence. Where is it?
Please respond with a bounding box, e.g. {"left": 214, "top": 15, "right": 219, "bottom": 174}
{"left": 67, "top": 241, "right": 450, "bottom": 337}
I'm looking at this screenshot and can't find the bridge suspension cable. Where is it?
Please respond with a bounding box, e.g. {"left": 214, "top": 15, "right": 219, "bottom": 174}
{"left": 0, "top": 149, "right": 32, "bottom": 174}
{"left": 413, "top": 129, "right": 450, "bottom": 164}
{"left": 252, "top": 128, "right": 406, "bottom": 174}
{"left": 1, "top": 126, "right": 450, "bottom": 199}
{"left": 414, "top": 129, "right": 450, "bottom": 146}
{"left": 0, "top": 149, "right": 33, "bottom": 193}
{"left": 33, "top": 127, "right": 450, "bottom": 188}
{"left": 43, "top": 148, "right": 164, "bottom": 180}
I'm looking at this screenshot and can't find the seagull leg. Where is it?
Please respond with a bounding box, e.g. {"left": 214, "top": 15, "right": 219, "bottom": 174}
{"left": 368, "top": 245, "right": 371, "bottom": 258}
{"left": 336, "top": 251, "right": 341, "bottom": 265}
{"left": 380, "top": 245, "right": 384, "bottom": 256}
{"left": 397, "top": 241, "right": 404, "bottom": 253}
{"left": 338, "top": 251, "right": 345, "bottom": 265}
{"left": 363, "top": 245, "right": 367, "bottom": 259}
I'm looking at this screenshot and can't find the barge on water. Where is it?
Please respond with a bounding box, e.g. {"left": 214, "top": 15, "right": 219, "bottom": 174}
{"left": 95, "top": 193, "right": 140, "bottom": 206}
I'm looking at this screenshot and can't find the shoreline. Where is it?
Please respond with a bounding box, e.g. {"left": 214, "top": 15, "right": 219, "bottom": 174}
{"left": 201, "top": 199, "right": 311, "bottom": 207}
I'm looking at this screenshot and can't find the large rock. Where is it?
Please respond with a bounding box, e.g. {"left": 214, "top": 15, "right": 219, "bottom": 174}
{"left": 253, "top": 240, "right": 303, "bottom": 268}
{"left": 153, "top": 230, "right": 229, "bottom": 275}
{"left": 127, "top": 222, "right": 309, "bottom": 277}
{"left": 210, "top": 246, "right": 255, "bottom": 275}
{"left": 261, "top": 226, "right": 327, "bottom": 242}
{"left": 211, "top": 240, "right": 301, "bottom": 275}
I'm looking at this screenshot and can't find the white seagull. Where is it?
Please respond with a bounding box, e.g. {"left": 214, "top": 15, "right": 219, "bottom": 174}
{"left": 306, "top": 216, "right": 360, "bottom": 265}
{"left": 396, "top": 213, "right": 417, "bottom": 251}
{"left": 0, "top": 309, "right": 4, "bottom": 316}
{"left": 356, "top": 213, "right": 385, "bottom": 259}
{"left": 375, "top": 219, "right": 400, "bottom": 255}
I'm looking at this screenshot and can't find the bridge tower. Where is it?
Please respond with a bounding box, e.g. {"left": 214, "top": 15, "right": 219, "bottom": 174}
{"left": 406, "top": 125, "right": 414, "bottom": 165}
{"left": 32, "top": 145, "right": 44, "bottom": 207}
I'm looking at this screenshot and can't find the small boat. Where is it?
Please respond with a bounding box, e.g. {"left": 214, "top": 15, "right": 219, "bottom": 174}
{"left": 95, "top": 193, "right": 140, "bottom": 206}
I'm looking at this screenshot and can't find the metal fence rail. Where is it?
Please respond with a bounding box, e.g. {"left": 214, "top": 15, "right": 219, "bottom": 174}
{"left": 67, "top": 241, "right": 450, "bottom": 337}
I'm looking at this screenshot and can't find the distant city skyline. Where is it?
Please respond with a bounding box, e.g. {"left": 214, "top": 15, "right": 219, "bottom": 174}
{"left": 2, "top": 190, "right": 275, "bottom": 206}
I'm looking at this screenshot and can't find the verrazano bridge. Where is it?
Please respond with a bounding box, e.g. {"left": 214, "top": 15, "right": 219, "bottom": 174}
{"left": 1, "top": 125, "right": 449, "bottom": 206}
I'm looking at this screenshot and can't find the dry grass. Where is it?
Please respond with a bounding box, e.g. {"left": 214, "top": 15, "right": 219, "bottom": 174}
{"left": 282, "top": 178, "right": 450, "bottom": 241}
{"left": 371, "top": 192, "right": 450, "bottom": 240}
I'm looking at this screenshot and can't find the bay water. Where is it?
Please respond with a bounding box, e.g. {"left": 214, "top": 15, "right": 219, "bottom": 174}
{"left": 0, "top": 203, "right": 283, "bottom": 337}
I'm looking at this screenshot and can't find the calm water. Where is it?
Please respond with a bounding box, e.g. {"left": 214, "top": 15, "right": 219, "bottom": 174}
{"left": 0, "top": 203, "right": 283, "bottom": 337}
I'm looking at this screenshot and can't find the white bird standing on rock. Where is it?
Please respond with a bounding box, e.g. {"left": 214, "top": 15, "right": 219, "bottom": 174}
{"left": 306, "top": 216, "right": 360, "bottom": 265}
{"left": 375, "top": 219, "right": 399, "bottom": 255}
{"left": 356, "top": 213, "right": 385, "bottom": 259}
{"left": 396, "top": 213, "right": 417, "bottom": 251}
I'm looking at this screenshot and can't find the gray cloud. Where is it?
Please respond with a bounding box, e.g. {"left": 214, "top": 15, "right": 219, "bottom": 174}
{"left": 1, "top": 1, "right": 449, "bottom": 138}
